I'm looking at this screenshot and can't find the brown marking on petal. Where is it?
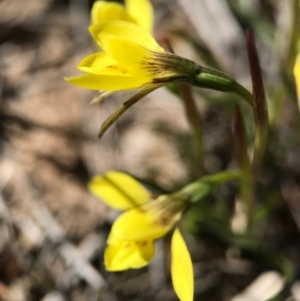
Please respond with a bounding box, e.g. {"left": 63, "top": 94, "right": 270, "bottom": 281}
{"left": 140, "top": 241, "right": 148, "bottom": 247}
{"left": 105, "top": 65, "right": 131, "bottom": 75}
{"left": 123, "top": 242, "right": 131, "bottom": 249}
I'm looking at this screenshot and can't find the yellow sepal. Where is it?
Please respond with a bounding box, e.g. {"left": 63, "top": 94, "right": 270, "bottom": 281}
{"left": 293, "top": 53, "right": 300, "bottom": 109}
{"left": 91, "top": 1, "right": 135, "bottom": 25}
{"left": 171, "top": 228, "right": 194, "bottom": 301}
{"left": 125, "top": 0, "right": 153, "bottom": 32}
{"left": 89, "top": 21, "right": 163, "bottom": 53}
{"left": 88, "top": 171, "right": 151, "bottom": 210}
{"left": 65, "top": 73, "right": 149, "bottom": 91}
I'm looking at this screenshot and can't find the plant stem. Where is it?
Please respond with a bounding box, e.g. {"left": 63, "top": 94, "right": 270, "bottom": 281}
{"left": 180, "top": 170, "right": 240, "bottom": 203}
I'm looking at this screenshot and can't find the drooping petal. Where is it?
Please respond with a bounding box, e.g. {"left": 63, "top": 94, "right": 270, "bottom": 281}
{"left": 65, "top": 73, "right": 149, "bottom": 91}
{"left": 88, "top": 171, "right": 151, "bottom": 210}
{"left": 91, "top": 1, "right": 135, "bottom": 25}
{"left": 77, "top": 52, "right": 132, "bottom": 76}
{"left": 90, "top": 90, "right": 115, "bottom": 105}
{"left": 98, "top": 83, "right": 163, "bottom": 138}
{"left": 125, "top": 0, "right": 153, "bottom": 32}
{"left": 171, "top": 229, "right": 194, "bottom": 301}
{"left": 104, "top": 236, "right": 155, "bottom": 271}
{"left": 111, "top": 206, "right": 180, "bottom": 241}
{"left": 89, "top": 21, "right": 163, "bottom": 52}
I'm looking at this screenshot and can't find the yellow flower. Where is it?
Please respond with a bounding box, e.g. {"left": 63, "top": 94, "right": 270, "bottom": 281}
{"left": 66, "top": 21, "right": 199, "bottom": 93}
{"left": 294, "top": 52, "right": 300, "bottom": 110}
{"left": 66, "top": 17, "right": 252, "bottom": 137}
{"left": 66, "top": 20, "right": 251, "bottom": 137}
{"left": 89, "top": 171, "right": 194, "bottom": 301}
{"left": 91, "top": 0, "right": 153, "bottom": 32}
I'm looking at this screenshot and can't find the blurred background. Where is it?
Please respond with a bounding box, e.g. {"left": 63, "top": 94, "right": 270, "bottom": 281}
{"left": 0, "top": 0, "right": 300, "bottom": 300}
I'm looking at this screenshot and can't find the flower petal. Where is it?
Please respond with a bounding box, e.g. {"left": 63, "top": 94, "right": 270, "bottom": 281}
{"left": 125, "top": 0, "right": 153, "bottom": 32}
{"left": 77, "top": 52, "right": 132, "bottom": 76}
{"left": 91, "top": 1, "right": 135, "bottom": 25}
{"left": 100, "top": 37, "right": 157, "bottom": 75}
{"left": 294, "top": 53, "right": 300, "bottom": 107}
{"left": 89, "top": 21, "right": 163, "bottom": 52}
{"left": 111, "top": 206, "right": 178, "bottom": 241}
{"left": 171, "top": 229, "right": 194, "bottom": 301}
{"left": 104, "top": 237, "right": 155, "bottom": 271}
{"left": 65, "top": 73, "right": 149, "bottom": 91}
{"left": 78, "top": 52, "right": 116, "bottom": 71}
{"left": 88, "top": 171, "right": 151, "bottom": 210}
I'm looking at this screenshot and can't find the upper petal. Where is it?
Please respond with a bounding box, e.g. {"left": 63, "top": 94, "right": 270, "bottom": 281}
{"left": 91, "top": 1, "right": 135, "bottom": 25}
{"left": 125, "top": 0, "right": 153, "bottom": 32}
{"left": 171, "top": 229, "right": 194, "bottom": 301}
{"left": 88, "top": 171, "right": 151, "bottom": 210}
{"left": 104, "top": 236, "right": 155, "bottom": 271}
{"left": 89, "top": 21, "right": 163, "bottom": 52}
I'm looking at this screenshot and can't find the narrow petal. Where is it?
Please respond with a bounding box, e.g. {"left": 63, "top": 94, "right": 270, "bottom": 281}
{"left": 65, "top": 73, "right": 149, "bottom": 91}
{"left": 88, "top": 171, "right": 151, "bottom": 210}
{"left": 293, "top": 53, "right": 300, "bottom": 108}
{"left": 104, "top": 237, "right": 155, "bottom": 271}
{"left": 91, "top": 1, "right": 135, "bottom": 25}
{"left": 111, "top": 206, "right": 179, "bottom": 241}
{"left": 98, "top": 83, "right": 162, "bottom": 138}
{"left": 89, "top": 21, "right": 163, "bottom": 52}
{"left": 125, "top": 0, "right": 153, "bottom": 32}
{"left": 171, "top": 229, "right": 194, "bottom": 301}
{"left": 90, "top": 90, "right": 114, "bottom": 105}
{"left": 77, "top": 52, "right": 132, "bottom": 76}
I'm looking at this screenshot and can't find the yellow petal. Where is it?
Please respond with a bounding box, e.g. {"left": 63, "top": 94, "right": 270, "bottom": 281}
{"left": 77, "top": 52, "right": 132, "bottom": 76}
{"left": 171, "top": 229, "right": 194, "bottom": 301}
{"left": 294, "top": 53, "right": 300, "bottom": 109}
{"left": 104, "top": 237, "right": 155, "bottom": 271}
{"left": 88, "top": 171, "right": 151, "bottom": 210}
{"left": 89, "top": 21, "right": 163, "bottom": 52}
{"left": 111, "top": 206, "right": 178, "bottom": 241}
{"left": 125, "top": 0, "right": 153, "bottom": 32}
{"left": 78, "top": 52, "right": 117, "bottom": 71}
{"left": 91, "top": 1, "right": 135, "bottom": 25}
{"left": 100, "top": 37, "right": 156, "bottom": 76}
{"left": 65, "top": 73, "right": 149, "bottom": 91}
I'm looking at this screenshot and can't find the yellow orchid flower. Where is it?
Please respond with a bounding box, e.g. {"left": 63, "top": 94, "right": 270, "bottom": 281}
{"left": 89, "top": 171, "right": 194, "bottom": 301}
{"left": 66, "top": 21, "right": 198, "bottom": 92}
{"left": 91, "top": 0, "right": 153, "bottom": 32}
{"left": 89, "top": 170, "right": 240, "bottom": 301}
{"left": 66, "top": 20, "right": 252, "bottom": 137}
{"left": 294, "top": 52, "right": 300, "bottom": 110}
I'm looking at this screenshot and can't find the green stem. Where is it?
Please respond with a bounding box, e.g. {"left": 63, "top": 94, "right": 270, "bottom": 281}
{"left": 180, "top": 170, "right": 240, "bottom": 203}
{"left": 194, "top": 66, "right": 253, "bottom": 106}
